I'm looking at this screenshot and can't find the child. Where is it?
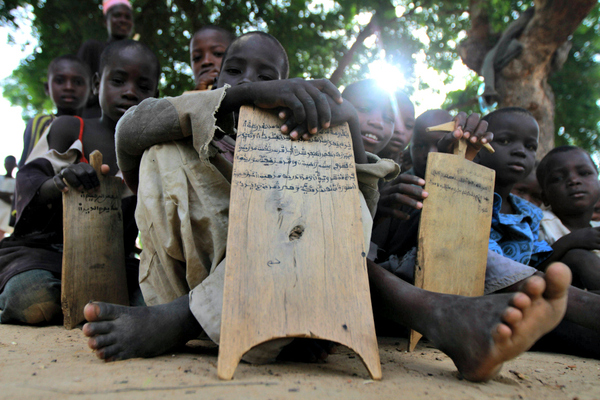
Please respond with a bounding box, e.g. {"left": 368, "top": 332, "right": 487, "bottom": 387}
{"left": 80, "top": 32, "right": 571, "bottom": 382}
{"left": 476, "top": 107, "right": 553, "bottom": 267}
{"left": 78, "top": 0, "right": 135, "bottom": 118}
{"left": 190, "top": 26, "right": 235, "bottom": 91}
{"left": 0, "top": 40, "right": 159, "bottom": 325}
{"left": 377, "top": 91, "right": 415, "bottom": 165}
{"left": 341, "top": 79, "right": 396, "bottom": 155}
{"left": 536, "top": 146, "right": 600, "bottom": 290}
{"left": 511, "top": 163, "right": 543, "bottom": 207}
{"left": 18, "top": 55, "right": 91, "bottom": 168}
{"left": 0, "top": 156, "right": 16, "bottom": 237}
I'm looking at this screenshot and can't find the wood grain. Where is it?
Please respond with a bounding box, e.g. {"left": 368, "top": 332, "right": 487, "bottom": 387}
{"left": 409, "top": 140, "right": 495, "bottom": 351}
{"left": 61, "top": 151, "right": 129, "bottom": 329}
{"left": 218, "top": 106, "right": 381, "bottom": 380}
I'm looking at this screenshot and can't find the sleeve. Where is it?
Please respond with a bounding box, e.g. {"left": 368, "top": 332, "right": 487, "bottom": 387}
{"left": 18, "top": 119, "right": 34, "bottom": 168}
{"left": 116, "top": 87, "right": 233, "bottom": 173}
{"left": 529, "top": 206, "right": 554, "bottom": 267}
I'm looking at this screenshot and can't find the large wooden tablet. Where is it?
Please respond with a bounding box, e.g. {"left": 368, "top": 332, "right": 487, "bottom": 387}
{"left": 409, "top": 141, "right": 495, "bottom": 351}
{"left": 218, "top": 106, "right": 381, "bottom": 380}
{"left": 61, "top": 151, "right": 129, "bottom": 329}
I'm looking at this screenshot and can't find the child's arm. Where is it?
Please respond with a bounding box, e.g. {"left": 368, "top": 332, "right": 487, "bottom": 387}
{"left": 539, "top": 227, "right": 600, "bottom": 268}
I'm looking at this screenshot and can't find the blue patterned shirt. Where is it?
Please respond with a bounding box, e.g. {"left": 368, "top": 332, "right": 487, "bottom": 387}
{"left": 489, "top": 193, "right": 553, "bottom": 267}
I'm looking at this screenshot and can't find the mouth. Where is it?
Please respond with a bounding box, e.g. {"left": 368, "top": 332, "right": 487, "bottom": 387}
{"left": 361, "top": 132, "right": 380, "bottom": 143}
{"left": 199, "top": 68, "right": 219, "bottom": 78}
{"left": 568, "top": 190, "right": 588, "bottom": 198}
{"left": 507, "top": 162, "right": 526, "bottom": 173}
{"left": 115, "top": 104, "right": 136, "bottom": 114}
{"left": 61, "top": 96, "right": 77, "bottom": 103}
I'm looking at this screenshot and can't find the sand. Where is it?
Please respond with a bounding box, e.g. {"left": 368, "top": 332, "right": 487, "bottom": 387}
{"left": 1, "top": 324, "right": 599, "bottom": 399}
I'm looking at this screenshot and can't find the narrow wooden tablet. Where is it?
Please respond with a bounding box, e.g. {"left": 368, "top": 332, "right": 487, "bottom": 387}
{"left": 218, "top": 106, "right": 381, "bottom": 380}
{"left": 408, "top": 140, "right": 495, "bottom": 351}
{"left": 426, "top": 121, "right": 495, "bottom": 153}
{"left": 61, "top": 151, "right": 128, "bottom": 329}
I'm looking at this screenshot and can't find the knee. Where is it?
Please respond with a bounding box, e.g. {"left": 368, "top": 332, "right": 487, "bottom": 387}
{"left": 561, "top": 249, "right": 599, "bottom": 268}
{"left": 0, "top": 273, "right": 62, "bottom": 325}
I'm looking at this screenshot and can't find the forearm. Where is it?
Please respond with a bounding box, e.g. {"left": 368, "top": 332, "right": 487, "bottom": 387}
{"left": 28, "top": 177, "right": 62, "bottom": 210}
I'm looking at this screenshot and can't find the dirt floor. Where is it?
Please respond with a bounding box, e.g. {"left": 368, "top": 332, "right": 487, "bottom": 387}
{"left": 1, "top": 324, "right": 599, "bottom": 399}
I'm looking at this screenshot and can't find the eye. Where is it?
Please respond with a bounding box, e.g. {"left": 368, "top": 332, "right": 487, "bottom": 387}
{"left": 496, "top": 138, "right": 510, "bottom": 145}
{"left": 225, "top": 68, "right": 241, "bottom": 75}
{"left": 526, "top": 143, "right": 538, "bottom": 151}
{"left": 213, "top": 51, "right": 225, "bottom": 58}
{"left": 258, "top": 74, "right": 274, "bottom": 81}
{"left": 111, "top": 78, "right": 124, "bottom": 85}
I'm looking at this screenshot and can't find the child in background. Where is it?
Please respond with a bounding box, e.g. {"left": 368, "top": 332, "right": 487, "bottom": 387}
{"left": 475, "top": 107, "right": 553, "bottom": 267}
{"left": 78, "top": 0, "right": 135, "bottom": 118}
{"left": 536, "top": 146, "right": 600, "bottom": 290}
{"left": 341, "top": 79, "right": 395, "bottom": 155}
{"left": 190, "top": 26, "right": 235, "bottom": 91}
{"left": 510, "top": 162, "right": 543, "bottom": 208}
{"left": 187, "top": 26, "right": 236, "bottom": 161}
{"left": 0, "top": 156, "right": 16, "bottom": 237}
{"left": 0, "top": 40, "right": 159, "bottom": 325}
{"left": 377, "top": 91, "right": 415, "bottom": 165}
{"left": 18, "top": 55, "right": 91, "bottom": 168}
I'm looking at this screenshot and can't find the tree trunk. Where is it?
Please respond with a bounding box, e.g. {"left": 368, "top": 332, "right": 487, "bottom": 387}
{"left": 461, "top": 0, "right": 597, "bottom": 158}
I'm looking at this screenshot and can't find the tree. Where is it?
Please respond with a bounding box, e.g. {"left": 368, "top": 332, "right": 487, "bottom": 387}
{"left": 2, "top": 0, "right": 598, "bottom": 156}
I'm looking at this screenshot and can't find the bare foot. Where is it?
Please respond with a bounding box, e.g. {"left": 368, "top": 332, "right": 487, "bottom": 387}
{"left": 82, "top": 295, "right": 202, "bottom": 361}
{"left": 427, "top": 262, "right": 571, "bottom": 381}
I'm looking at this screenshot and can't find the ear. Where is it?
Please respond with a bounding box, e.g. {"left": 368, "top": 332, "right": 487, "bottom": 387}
{"left": 44, "top": 82, "right": 49, "bottom": 96}
{"left": 92, "top": 72, "right": 101, "bottom": 96}
{"left": 540, "top": 190, "right": 550, "bottom": 207}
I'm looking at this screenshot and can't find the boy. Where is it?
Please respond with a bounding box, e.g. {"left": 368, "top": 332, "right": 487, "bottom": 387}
{"left": 0, "top": 40, "right": 159, "bottom": 325}
{"left": 477, "top": 108, "right": 600, "bottom": 358}
{"left": 341, "top": 79, "right": 396, "bottom": 155}
{"left": 190, "top": 26, "right": 235, "bottom": 91}
{"left": 476, "top": 108, "right": 553, "bottom": 267}
{"left": 510, "top": 164, "right": 543, "bottom": 207}
{"left": 18, "top": 55, "right": 91, "bottom": 167}
{"left": 78, "top": 0, "right": 135, "bottom": 118}
{"left": 377, "top": 91, "right": 415, "bottom": 165}
{"left": 536, "top": 146, "right": 600, "bottom": 290}
{"left": 82, "top": 33, "right": 570, "bottom": 382}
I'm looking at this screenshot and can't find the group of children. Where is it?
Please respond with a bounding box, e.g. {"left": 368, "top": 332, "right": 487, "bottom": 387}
{"left": 0, "top": 0, "right": 596, "bottom": 383}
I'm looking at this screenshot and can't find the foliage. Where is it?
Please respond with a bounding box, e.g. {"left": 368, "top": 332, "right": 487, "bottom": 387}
{"left": 0, "top": 0, "right": 598, "bottom": 153}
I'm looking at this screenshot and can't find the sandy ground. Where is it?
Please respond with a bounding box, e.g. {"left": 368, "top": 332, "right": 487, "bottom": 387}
{"left": 1, "top": 324, "right": 600, "bottom": 399}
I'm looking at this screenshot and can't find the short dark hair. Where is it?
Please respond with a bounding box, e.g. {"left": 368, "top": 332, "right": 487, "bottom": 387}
{"left": 192, "top": 26, "right": 235, "bottom": 45}
{"left": 48, "top": 54, "right": 92, "bottom": 81}
{"left": 99, "top": 39, "right": 160, "bottom": 82}
{"left": 482, "top": 107, "right": 535, "bottom": 129}
{"left": 536, "top": 145, "right": 598, "bottom": 190}
{"left": 342, "top": 79, "right": 380, "bottom": 100}
{"left": 221, "top": 31, "right": 289, "bottom": 79}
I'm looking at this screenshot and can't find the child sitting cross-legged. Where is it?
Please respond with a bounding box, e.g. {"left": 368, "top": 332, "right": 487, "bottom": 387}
{"left": 0, "top": 40, "right": 159, "bottom": 325}
{"left": 536, "top": 146, "right": 600, "bottom": 290}
{"left": 81, "top": 32, "right": 572, "bottom": 382}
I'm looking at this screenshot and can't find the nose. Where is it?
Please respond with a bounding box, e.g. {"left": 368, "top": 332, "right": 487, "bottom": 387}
{"left": 201, "top": 53, "right": 213, "bottom": 67}
{"left": 64, "top": 79, "right": 74, "bottom": 91}
{"left": 122, "top": 83, "right": 139, "bottom": 100}
{"left": 367, "top": 112, "right": 384, "bottom": 129}
{"left": 511, "top": 143, "right": 526, "bottom": 157}
{"left": 567, "top": 172, "right": 582, "bottom": 186}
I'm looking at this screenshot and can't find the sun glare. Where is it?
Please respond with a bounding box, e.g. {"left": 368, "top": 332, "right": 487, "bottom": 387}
{"left": 368, "top": 59, "right": 407, "bottom": 95}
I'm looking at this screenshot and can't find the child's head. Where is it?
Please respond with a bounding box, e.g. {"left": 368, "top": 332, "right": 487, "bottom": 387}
{"left": 4, "top": 156, "right": 16, "bottom": 177}
{"left": 410, "top": 109, "right": 452, "bottom": 178}
{"left": 510, "top": 162, "right": 543, "bottom": 207}
{"left": 103, "top": 0, "right": 134, "bottom": 41}
{"left": 97, "top": 40, "right": 160, "bottom": 123}
{"left": 342, "top": 79, "right": 395, "bottom": 154}
{"left": 477, "top": 107, "right": 539, "bottom": 190}
{"left": 190, "top": 26, "right": 235, "bottom": 90}
{"left": 216, "top": 31, "right": 289, "bottom": 88}
{"left": 45, "top": 55, "right": 92, "bottom": 116}
{"left": 378, "top": 91, "right": 415, "bottom": 160}
{"left": 536, "top": 146, "right": 600, "bottom": 217}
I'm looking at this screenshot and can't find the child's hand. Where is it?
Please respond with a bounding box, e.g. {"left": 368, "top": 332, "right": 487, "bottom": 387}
{"left": 437, "top": 112, "right": 493, "bottom": 160}
{"left": 233, "top": 78, "right": 342, "bottom": 139}
{"left": 53, "top": 163, "right": 110, "bottom": 193}
{"left": 376, "top": 174, "right": 428, "bottom": 220}
{"left": 559, "top": 227, "right": 600, "bottom": 251}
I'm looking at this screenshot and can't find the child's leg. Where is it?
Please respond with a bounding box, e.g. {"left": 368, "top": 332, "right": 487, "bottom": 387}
{"left": 367, "top": 260, "right": 570, "bottom": 381}
{"left": 0, "top": 269, "right": 61, "bottom": 324}
{"left": 560, "top": 248, "right": 600, "bottom": 290}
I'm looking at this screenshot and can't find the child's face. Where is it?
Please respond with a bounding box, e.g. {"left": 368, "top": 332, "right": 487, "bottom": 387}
{"left": 344, "top": 90, "right": 394, "bottom": 154}
{"left": 541, "top": 150, "right": 600, "bottom": 216}
{"left": 45, "top": 60, "right": 90, "bottom": 115}
{"left": 105, "top": 5, "right": 134, "bottom": 40}
{"left": 216, "top": 35, "right": 284, "bottom": 88}
{"left": 510, "top": 169, "right": 543, "bottom": 207}
{"left": 190, "top": 29, "right": 230, "bottom": 89}
{"left": 97, "top": 47, "right": 158, "bottom": 123}
{"left": 477, "top": 113, "right": 539, "bottom": 189}
{"left": 380, "top": 98, "right": 415, "bottom": 157}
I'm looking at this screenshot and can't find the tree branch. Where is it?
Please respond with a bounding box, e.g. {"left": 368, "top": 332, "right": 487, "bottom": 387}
{"left": 329, "top": 14, "right": 379, "bottom": 86}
